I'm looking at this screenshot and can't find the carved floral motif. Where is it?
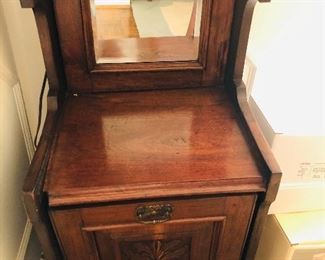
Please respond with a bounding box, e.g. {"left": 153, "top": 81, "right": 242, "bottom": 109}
{"left": 120, "top": 238, "right": 191, "bottom": 260}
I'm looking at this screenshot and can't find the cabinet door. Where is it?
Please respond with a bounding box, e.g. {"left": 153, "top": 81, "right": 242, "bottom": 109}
{"left": 51, "top": 195, "right": 256, "bottom": 260}
{"left": 92, "top": 219, "right": 220, "bottom": 259}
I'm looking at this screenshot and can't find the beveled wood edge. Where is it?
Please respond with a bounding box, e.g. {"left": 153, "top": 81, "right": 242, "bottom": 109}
{"left": 22, "top": 95, "right": 62, "bottom": 260}
{"left": 224, "top": 0, "right": 281, "bottom": 258}
{"left": 236, "top": 84, "right": 281, "bottom": 179}
{"left": 236, "top": 84, "right": 282, "bottom": 260}
{"left": 82, "top": 216, "right": 226, "bottom": 232}
{"left": 91, "top": 61, "right": 204, "bottom": 73}
{"left": 244, "top": 172, "right": 281, "bottom": 260}
{"left": 225, "top": 0, "right": 281, "bottom": 207}
{"left": 21, "top": 0, "right": 67, "bottom": 105}
{"left": 47, "top": 180, "right": 265, "bottom": 207}
{"left": 20, "top": 0, "right": 39, "bottom": 8}
{"left": 225, "top": 0, "right": 281, "bottom": 201}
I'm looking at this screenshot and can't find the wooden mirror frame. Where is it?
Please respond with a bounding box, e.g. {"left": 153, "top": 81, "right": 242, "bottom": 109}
{"left": 84, "top": 0, "right": 203, "bottom": 65}
{"left": 53, "top": 0, "right": 236, "bottom": 92}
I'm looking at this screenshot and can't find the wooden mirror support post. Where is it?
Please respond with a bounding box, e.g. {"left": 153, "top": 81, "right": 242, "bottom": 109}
{"left": 20, "top": 0, "right": 281, "bottom": 259}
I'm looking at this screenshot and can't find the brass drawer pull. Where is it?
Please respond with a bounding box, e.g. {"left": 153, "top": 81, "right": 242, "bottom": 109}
{"left": 136, "top": 204, "right": 173, "bottom": 224}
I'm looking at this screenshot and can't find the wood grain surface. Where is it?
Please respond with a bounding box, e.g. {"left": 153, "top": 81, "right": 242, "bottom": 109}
{"left": 96, "top": 37, "right": 199, "bottom": 63}
{"left": 51, "top": 194, "right": 256, "bottom": 260}
{"left": 95, "top": 6, "right": 139, "bottom": 40}
{"left": 21, "top": 0, "right": 279, "bottom": 259}
{"left": 51, "top": 195, "right": 257, "bottom": 260}
{"left": 54, "top": 0, "right": 234, "bottom": 91}
{"left": 45, "top": 87, "right": 265, "bottom": 206}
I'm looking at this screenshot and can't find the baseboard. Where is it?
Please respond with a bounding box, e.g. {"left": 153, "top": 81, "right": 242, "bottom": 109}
{"left": 16, "top": 219, "right": 32, "bottom": 260}
{"left": 12, "top": 83, "right": 35, "bottom": 162}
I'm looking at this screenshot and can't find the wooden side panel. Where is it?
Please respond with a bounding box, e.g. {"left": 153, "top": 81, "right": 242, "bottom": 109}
{"left": 225, "top": 0, "right": 253, "bottom": 86}
{"left": 201, "top": 0, "right": 235, "bottom": 86}
{"left": 51, "top": 195, "right": 256, "bottom": 260}
{"left": 225, "top": 0, "right": 271, "bottom": 91}
{"left": 223, "top": 0, "right": 281, "bottom": 258}
{"left": 237, "top": 86, "right": 282, "bottom": 260}
{"left": 20, "top": 0, "right": 39, "bottom": 8}
{"left": 53, "top": 0, "right": 93, "bottom": 92}
{"left": 19, "top": 1, "right": 66, "bottom": 258}
{"left": 27, "top": 0, "right": 67, "bottom": 104}
{"left": 22, "top": 103, "right": 62, "bottom": 260}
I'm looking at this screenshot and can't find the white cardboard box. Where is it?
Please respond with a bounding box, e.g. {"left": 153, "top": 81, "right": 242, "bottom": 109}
{"left": 248, "top": 97, "right": 325, "bottom": 214}
{"left": 255, "top": 212, "right": 325, "bottom": 260}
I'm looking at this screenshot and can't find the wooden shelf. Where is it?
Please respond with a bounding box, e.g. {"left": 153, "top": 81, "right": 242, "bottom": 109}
{"left": 45, "top": 87, "right": 265, "bottom": 206}
{"left": 96, "top": 37, "right": 199, "bottom": 63}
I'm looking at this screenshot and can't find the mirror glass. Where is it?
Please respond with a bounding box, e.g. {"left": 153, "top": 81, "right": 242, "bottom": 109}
{"left": 91, "top": 0, "right": 202, "bottom": 63}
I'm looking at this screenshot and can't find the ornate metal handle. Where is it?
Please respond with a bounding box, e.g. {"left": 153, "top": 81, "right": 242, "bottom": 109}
{"left": 136, "top": 204, "right": 173, "bottom": 224}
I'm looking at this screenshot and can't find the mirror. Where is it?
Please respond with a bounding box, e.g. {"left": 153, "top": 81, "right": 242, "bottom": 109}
{"left": 90, "top": 0, "right": 202, "bottom": 63}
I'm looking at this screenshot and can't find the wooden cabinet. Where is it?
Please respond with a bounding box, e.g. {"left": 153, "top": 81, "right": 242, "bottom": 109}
{"left": 43, "top": 88, "right": 265, "bottom": 259}
{"left": 20, "top": 0, "right": 282, "bottom": 259}
{"left": 51, "top": 196, "right": 256, "bottom": 260}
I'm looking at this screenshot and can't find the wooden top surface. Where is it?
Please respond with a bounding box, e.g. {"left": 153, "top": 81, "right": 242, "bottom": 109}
{"left": 45, "top": 87, "right": 265, "bottom": 206}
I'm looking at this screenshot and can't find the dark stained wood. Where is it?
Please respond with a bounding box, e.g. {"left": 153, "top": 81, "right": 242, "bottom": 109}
{"left": 93, "top": 222, "right": 212, "bottom": 259}
{"left": 45, "top": 87, "right": 265, "bottom": 206}
{"left": 54, "top": 0, "right": 93, "bottom": 92}
{"left": 22, "top": 96, "right": 62, "bottom": 260}
{"left": 78, "top": 0, "right": 205, "bottom": 91}
{"left": 201, "top": 0, "right": 235, "bottom": 86}
{"left": 54, "top": 0, "right": 232, "bottom": 92}
{"left": 20, "top": 1, "right": 67, "bottom": 258}
{"left": 96, "top": 37, "right": 199, "bottom": 63}
{"left": 51, "top": 195, "right": 257, "bottom": 260}
{"left": 236, "top": 85, "right": 282, "bottom": 260}
{"left": 225, "top": 0, "right": 271, "bottom": 92}
{"left": 223, "top": 0, "right": 281, "bottom": 257}
{"left": 225, "top": 0, "right": 257, "bottom": 91}
{"left": 23, "top": 0, "right": 67, "bottom": 105}
{"left": 81, "top": 0, "right": 98, "bottom": 72}
{"left": 20, "top": 0, "right": 39, "bottom": 8}
{"left": 91, "top": 67, "right": 203, "bottom": 92}
{"left": 21, "top": 0, "right": 280, "bottom": 259}
{"left": 236, "top": 86, "right": 281, "bottom": 175}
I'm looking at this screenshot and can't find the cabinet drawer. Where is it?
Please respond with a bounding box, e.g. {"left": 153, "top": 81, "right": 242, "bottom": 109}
{"left": 51, "top": 195, "right": 256, "bottom": 260}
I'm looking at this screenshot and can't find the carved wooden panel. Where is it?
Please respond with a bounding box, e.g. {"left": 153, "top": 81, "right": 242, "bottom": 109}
{"left": 52, "top": 196, "right": 257, "bottom": 260}
{"left": 92, "top": 220, "right": 219, "bottom": 260}
{"left": 120, "top": 238, "right": 191, "bottom": 260}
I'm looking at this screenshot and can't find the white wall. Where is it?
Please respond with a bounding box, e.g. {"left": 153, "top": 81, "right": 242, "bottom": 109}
{"left": 0, "top": 3, "right": 31, "bottom": 259}
{"left": 0, "top": 0, "right": 46, "bottom": 259}
{"left": 0, "top": 0, "right": 47, "bottom": 139}
{"left": 248, "top": 0, "right": 324, "bottom": 136}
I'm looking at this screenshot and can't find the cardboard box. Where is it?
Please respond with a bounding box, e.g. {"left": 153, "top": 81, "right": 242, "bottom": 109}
{"left": 255, "top": 212, "right": 325, "bottom": 260}
{"left": 248, "top": 97, "right": 325, "bottom": 214}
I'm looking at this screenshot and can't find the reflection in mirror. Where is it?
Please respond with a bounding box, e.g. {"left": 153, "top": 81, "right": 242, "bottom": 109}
{"left": 90, "top": 0, "right": 202, "bottom": 63}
